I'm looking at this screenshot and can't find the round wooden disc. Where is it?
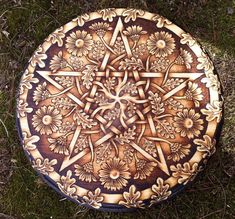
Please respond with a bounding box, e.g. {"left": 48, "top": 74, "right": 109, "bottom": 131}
{"left": 17, "top": 8, "right": 223, "bottom": 211}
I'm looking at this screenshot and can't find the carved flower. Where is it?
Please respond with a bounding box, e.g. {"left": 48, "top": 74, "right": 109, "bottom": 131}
{"left": 49, "top": 51, "right": 67, "bottom": 73}
{"left": 33, "top": 82, "right": 51, "bottom": 105}
{"left": 19, "top": 69, "right": 39, "bottom": 94}
{"left": 22, "top": 132, "right": 39, "bottom": 152}
{"left": 48, "top": 135, "right": 69, "bottom": 155}
{"left": 46, "top": 26, "right": 65, "bottom": 47}
{"left": 185, "top": 82, "right": 203, "bottom": 107}
{"left": 32, "top": 158, "right": 57, "bottom": 175}
{"left": 98, "top": 8, "right": 117, "bottom": 22}
{"left": 98, "top": 157, "right": 131, "bottom": 191}
{"left": 32, "top": 105, "right": 62, "bottom": 135}
{"left": 194, "top": 135, "right": 216, "bottom": 158}
{"left": 175, "top": 48, "right": 193, "bottom": 69}
{"left": 134, "top": 158, "right": 157, "bottom": 180}
{"left": 29, "top": 45, "right": 47, "bottom": 68}
{"left": 201, "top": 100, "right": 223, "bottom": 123}
{"left": 72, "top": 13, "right": 89, "bottom": 26}
{"left": 89, "top": 22, "right": 112, "bottom": 38}
{"left": 197, "top": 52, "right": 214, "bottom": 72}
{"left": 174, "top": 108, "right": 204, "bottom": 139}
{"left": 74, "top": 162, "right": 97, "bottom": 182}
{"left": 147, "top": 31, "right": 175, "bottom": 57}
{"left": 17, "top": 99, "right": 33, "bottom": 117}
{"left": 82, "top": 188, "right": 104, "bottom": 209}
{"left": 170, "top": 162, "right": 199, "bottom": 185}
{"left": 57, "top": 170, "right": 78, "bottom": 199}
{"left": 65, "top": 30, "right": 93, "bottom": 57}
{"left": 201, "top": 72, "right": 221, "bottom": 93}
{"left": 180, "top": 33, "right": 196, "bottom": 47}
{"left": 150, "top": 178, "right": 172, "bottom": 206}
{"left": 152, "top": 14, "right": 172, "bottom": 28}
{"left": 168, "top": 143, "right": 191, "bottom": 162}
{"left": 119, "top": 185, "right": 144, "bottom": 208}
{"left": 122, "top": 9, "right": 145, "bottom": 23}
{"left": 123, "top": 25, "right": 147, "bottom": 42}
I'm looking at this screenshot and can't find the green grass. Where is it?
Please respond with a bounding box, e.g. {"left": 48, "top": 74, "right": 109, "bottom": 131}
{"left": 0, "top": 0, "right": 235, "bottom": 218}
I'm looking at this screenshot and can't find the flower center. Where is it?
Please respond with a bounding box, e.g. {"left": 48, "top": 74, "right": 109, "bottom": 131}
{"left": 156, "top": 40, "right": 166, "bottom": 49}
{"left": 184, "top": 118, "right": 194, "bottom": 129}
{"left": 75, "top": 39, "right": 84, "bottom": 48}
{"left": 42, "top": 115, "right": 53, "bottom": 125}
{"left": 109, "top": 169, "right": 120, "bottom": 180}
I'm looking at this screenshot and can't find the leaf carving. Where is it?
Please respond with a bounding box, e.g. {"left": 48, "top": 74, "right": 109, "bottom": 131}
{"left": 95, "top": 93, "right": 109, "bottom": 106}
{"left": 123, "top": 147, "right": 135, "bottom": 164}
{"left": 115, "top": 126, "right": 136, "bottom": 145}
{"left": 127, "top": 102, "right": 136, "bottom": 117}
{"left": 119, "top": 185, "right": 144, "bottom": 208}
{"left": 114, "top": 37, "right": 125, "bottom": 55}
{"left": 133, "top": 43, "right": 146, "bottom": 58}
{"left": 96, "top": 142, "right": 113, "bottom": 163}
{"left": 122, "top": 82, "right": 138, "bottom": 95}
{"left": 74, "top": 135, "right": 89, "bottom": 153}
{"left": 119, "top": 57, "right": 144, "bottom": 71}
{"left": 82, "top": 65, "right": 98, "bottom": 89}
{"left": 52, "top": 97, "right": 75, "bottom": 110}
{"left": 46, "top": 27, "right": 65, "bottom": 47}
{"left": 201, "top": 101, "right": 222, "bottom": 122}
{"left": 73, "top": 109, "right": 97, "bottom": 129}
{"left": 59, "top": 121, "right": 76, "bottom": 133}
{"left": 104, "top": 108, "right": 120, "bottom": 121}
{"left": 165, "top": 98, "right": 183, "bottom": 110}
{"left": 55, "top": 76, "right": 73, "bottom": 87}
{"left": 143, "top": 139, "right": 157, "bottom": 157}
{"left": 150, "top": 58, "right": 170, "bottom": 72}
{"left": 163, "top": 78, "right": 184, "bottom": 90}
{"left": 155, "top": 119, "right": 175, "bottom": 139}
{"left": 148, "top": 91, "right": 165, "bottom": 115}
{"left": 104, "top": 77, "right": 116, "bottom": 91}
{"left": 92, "top": 40, "right": 106, "bottom": 61}
{"left": 122, "top": 9, "right": 145, "bottom": 23}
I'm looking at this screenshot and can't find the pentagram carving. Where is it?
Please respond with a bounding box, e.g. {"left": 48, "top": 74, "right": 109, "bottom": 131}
{"left": 17, "top": 8, "right": 223, "bottom": 211}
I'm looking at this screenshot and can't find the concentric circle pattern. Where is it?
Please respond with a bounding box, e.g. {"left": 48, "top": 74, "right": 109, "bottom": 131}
{"left": 17, "top": 8, "right": 223, "bottom": 211}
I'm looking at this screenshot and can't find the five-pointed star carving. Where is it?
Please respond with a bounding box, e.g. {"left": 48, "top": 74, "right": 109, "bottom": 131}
{"left": 37, "top": 18, "right": 203, "bottom": 175}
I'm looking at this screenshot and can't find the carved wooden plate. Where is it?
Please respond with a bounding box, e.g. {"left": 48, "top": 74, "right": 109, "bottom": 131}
{"left": 17, "top": 8, "right": 223, "bottom": 211}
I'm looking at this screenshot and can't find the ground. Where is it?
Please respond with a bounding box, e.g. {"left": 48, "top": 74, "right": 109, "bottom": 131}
{"left": 0, "top": 0, "right": 235, "bottom": 218}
